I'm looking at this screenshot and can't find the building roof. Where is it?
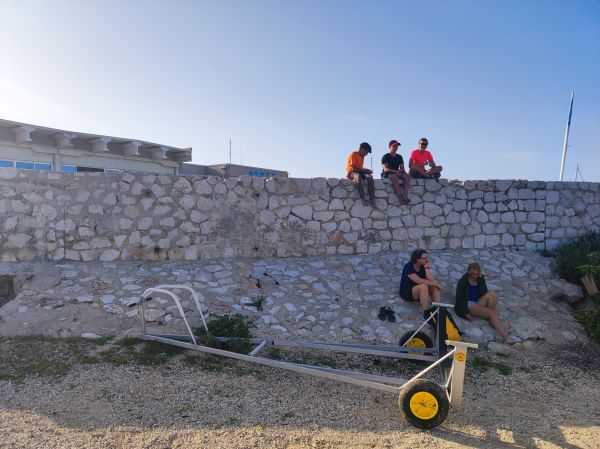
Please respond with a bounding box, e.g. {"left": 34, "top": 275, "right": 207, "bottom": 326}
{"left": 0, "top": 118, "right": 191, "bottom": 163}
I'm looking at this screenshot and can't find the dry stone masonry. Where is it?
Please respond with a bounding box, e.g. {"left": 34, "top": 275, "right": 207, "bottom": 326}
{"left": 0, "top": 169, "right": 599, "bottom": 262}
{"left": 0, "top": 249, "right": 587, "bottom": 346}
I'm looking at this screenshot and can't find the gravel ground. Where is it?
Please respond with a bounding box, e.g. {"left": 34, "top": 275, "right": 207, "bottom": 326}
{"left": 1, "top": 339, "right": 599, "bottom": 449}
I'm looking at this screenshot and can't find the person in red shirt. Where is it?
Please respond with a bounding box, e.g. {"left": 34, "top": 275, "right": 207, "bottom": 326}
{"left": 409, "top": 137, "right": 443, "bottom": 179}
{"left": 346, "top": 142, "right": 375, "bottom": 207}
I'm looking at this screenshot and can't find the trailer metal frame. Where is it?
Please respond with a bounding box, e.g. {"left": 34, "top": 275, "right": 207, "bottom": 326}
{"left": 138, "top": 284, "right": 477, "bottom": 427}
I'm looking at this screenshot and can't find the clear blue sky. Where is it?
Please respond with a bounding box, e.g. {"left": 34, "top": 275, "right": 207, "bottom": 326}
{"left": 1, "top": 0, "right": 598, "bottom": 181}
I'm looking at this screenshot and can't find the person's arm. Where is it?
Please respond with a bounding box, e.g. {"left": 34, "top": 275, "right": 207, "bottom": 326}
{"left": 407, "top": 272, "right": 440, "bottom": 288}
{"left": 382, "top": 162, "right": 393, "bottom": 173}
{"left": 397, "top": 156, "right": 405, "bottom": 175}
{"left": 350, "top": 154, "right": 372, "bottom": 174}
{"left": 407, "top": 273, "right": 429, "bottom": 285}
{"left": 424, "top": 264, "right": 443, "bottom": 289}
{"left": 409, "top": 155, "right": 425, "bottom": 171}
{"left": 479, "top": 276, "right": 488, "bottom": 296}
{"left": 428, "top": 157, "right": 437, "bottom": 169}
{"left": 424, "top": 264, "right": 435, "bottom": 282}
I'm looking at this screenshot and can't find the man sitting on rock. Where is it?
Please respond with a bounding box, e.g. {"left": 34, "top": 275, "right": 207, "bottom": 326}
{"left": 399, "top": 249, "right": 443, "bottom": 319}
{"left": 409, "top": 137, "right": 443, "bottom": 179}
{"left": 346, "top": 142, "right": 375, "bottom": 207}
{"left": 381, "top": 139, "right": 411, "bottom": 204}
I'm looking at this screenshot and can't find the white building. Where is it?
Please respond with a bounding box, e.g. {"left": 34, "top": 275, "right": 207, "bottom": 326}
{"left": 0, "top": 119, "right": 191, "bottom": 175}
{"left": 181, "top": 162, "right": 288, "bottom": 178}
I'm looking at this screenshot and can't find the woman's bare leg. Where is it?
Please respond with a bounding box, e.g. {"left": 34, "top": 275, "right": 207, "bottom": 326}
{"left": 478, "top": 291, "right": 498, "bottom": 310}
{"left": 469, "top": 303, "right": 509, "bottom": 343}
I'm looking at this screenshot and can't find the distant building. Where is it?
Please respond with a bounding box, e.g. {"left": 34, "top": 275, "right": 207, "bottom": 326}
{"left": 0, "top": 119, "right": 191, "bottom": 175}
{"left": 181, "top": 163, "right": 288, "bottom": 178}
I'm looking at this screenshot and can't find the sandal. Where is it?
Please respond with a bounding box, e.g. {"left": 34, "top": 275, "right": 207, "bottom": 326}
{"left": 378, "top": 306, "right": 396, "bottom": 322}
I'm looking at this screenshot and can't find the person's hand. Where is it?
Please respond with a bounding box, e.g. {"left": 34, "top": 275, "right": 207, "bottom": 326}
{"left": 435, "top": 283, "right": 443, "bottom": 290}
{"left": 465, "top": 314, "right": 473, "bottom": 321}
{"left": 364, "top": 169, "right": 373, "bottom": 175}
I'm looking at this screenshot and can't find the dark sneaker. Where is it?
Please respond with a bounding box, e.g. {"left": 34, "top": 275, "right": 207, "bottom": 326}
{"left": 422, "top": 308, "right": 436, "bottom": 328}
{"left": 378, "top": 306, "right": 388, "bottom": 321}
{"left": 386, "top": 308, "right": 396, "bottom": 323}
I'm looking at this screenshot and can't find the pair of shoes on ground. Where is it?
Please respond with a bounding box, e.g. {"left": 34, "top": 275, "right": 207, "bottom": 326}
{"left": 378, "top": 306, "right": 396, "bottom": 323}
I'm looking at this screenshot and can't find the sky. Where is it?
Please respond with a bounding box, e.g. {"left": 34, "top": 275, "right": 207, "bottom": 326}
{"left": 0, "top": 0, "right": 598, "bottom": 181}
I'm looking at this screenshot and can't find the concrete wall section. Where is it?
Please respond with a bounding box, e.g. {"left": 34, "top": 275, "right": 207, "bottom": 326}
{"left": 0, "top": 169, "right": 598, "bottom": 262}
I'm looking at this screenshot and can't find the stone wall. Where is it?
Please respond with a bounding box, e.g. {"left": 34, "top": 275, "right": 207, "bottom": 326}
{"left": 0, "top": 169, "right": 598, "bottom": 262}
{"left": 0, "top": 250, "right": 588, "bottom": 346}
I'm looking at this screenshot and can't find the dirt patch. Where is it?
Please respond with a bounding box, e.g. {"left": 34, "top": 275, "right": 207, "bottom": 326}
{"left": 0, "top": 336, "right": 599, "bottom": 448}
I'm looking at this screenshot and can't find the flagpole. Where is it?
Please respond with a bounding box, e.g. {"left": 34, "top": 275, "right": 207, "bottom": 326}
{"left": 559, "top": 91, "right": 574, "bottom": 181}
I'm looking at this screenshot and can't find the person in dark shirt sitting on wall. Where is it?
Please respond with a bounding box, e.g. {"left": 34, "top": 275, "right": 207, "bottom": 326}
{"left": 399, "top": 249, "right": 443, "bottom": 319}
{"left": 381, "top": 139, "right": 411, "bottom": 204}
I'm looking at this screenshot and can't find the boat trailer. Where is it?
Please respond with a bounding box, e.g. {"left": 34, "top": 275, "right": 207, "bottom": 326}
{"left": 138, "top": 284, "right": 477, "bottom": 428}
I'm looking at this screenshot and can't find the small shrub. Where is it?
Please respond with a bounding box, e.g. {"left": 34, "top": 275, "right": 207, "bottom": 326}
{"left": 132, "top": 341, "right": 186, "bottom": 365}
{"left": 115, "top": 336, "right": 141, "bottom": 348}
{"left": 205, "top": 314, "right": 253, "bottom": 339}
{"left": 194, "top": 314, "right": 253, "bottom": 353}
{"left": 470, "top": 355, "right": 512, "bottom": 375}
{"left": 555, "top": 232, "right": 600, "bottom": 285}
{"left": 494, "top": 362, "right": 513, "bottom": 375}
{"left": 248, "top": 295, "right": 266, "bottom": 311}
{"left": 575, "top": 295, "right": 600, "bottom": 343}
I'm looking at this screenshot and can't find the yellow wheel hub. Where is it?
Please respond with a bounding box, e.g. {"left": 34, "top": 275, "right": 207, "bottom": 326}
{"left": 409, "top": 391, "right": 439, "bottom": 420}
{"left": 407, "top": 338, "right": 426, "bottom": 348}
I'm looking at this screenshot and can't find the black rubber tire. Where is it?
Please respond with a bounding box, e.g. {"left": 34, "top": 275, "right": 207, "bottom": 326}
{"left": 399, "top": 330, "right": 433, "bottom": 349}
{"left": 399, "top": 379, "right": 449, "bottom": 429}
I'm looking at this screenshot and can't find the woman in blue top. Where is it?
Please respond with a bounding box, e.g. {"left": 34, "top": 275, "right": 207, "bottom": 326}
{"left": 455, "top": 262, "right": 510, "bottom": 344}
{"left": 399, "top": 249, "right": 443, "bottom": 318}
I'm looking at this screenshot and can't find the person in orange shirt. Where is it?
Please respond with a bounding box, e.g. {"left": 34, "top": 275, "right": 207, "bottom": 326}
{"left": 346, "top": 142, "right": 375, "bottom": 207}
{"left": 408, "top": 137, "right": 443, "bottom": 179}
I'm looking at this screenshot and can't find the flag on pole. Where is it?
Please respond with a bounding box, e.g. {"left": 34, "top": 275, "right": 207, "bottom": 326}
{"left": 559, "top": 91, "right": 574, "bottom": 181}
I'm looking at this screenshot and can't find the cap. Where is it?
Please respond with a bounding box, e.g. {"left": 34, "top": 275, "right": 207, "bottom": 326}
{"left": 389, "top": 139, "right": 401, "bottom": 148}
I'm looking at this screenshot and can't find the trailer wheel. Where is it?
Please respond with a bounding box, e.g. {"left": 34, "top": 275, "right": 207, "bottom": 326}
{"left": 399, "top": 379, "right": 449, "bottom": 429}
{"left": 399, "top": 331, "right": 433, "bottom": 350}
